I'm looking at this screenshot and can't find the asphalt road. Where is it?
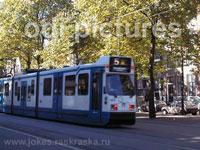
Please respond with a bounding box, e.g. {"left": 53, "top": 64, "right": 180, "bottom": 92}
{"left": 0, "top": 113, "right": 200, "bottom": 150}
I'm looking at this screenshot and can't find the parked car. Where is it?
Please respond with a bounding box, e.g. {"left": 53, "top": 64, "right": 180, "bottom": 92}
{"left": 155, "top": 100, "right": 167, "bottom": 112}
{"left": 176, "top": 96, "right": 199, "bottom": 115}
{"left": 161, "top": 100, "right": 198, "bottom": 115}
{"left": 187, "top": 96, "right": 200, "bottom": 112}
{"left": 138, "top": 100, "right": 167, "bottom": 112}
{"left": 138, "top": 102, "right": 149, "bottom": 112}
{"left": 183, "top": 100, "right": 198, "bottom": 115}
{"left": 161, "top": 101, "right": 181, "bottom": 115}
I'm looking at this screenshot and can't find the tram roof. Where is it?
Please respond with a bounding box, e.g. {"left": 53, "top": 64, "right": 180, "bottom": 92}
{"left": 0, "top": 56, "right": 133, "bottom": 79}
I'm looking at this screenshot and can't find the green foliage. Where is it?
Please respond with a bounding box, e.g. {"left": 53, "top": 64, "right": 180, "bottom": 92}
{"left": 0, "top": 0, "right": 199, "bottom": 75}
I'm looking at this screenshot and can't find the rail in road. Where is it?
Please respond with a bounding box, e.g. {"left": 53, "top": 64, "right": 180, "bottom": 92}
{"left": 0, "top": 113, "right": 200, "bottom": 150}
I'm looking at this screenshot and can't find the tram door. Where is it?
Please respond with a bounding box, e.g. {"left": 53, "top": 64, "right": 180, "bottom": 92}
{"left": 53, "top": 73, "right": 63, "bottom": 119}
{"left": 0, "top": 85, "right": 3, "bottom": 112}
{"left": 90, "top": 69, "right": 103, "bottom": 123}
{"left": 21, "top": 81, "right": 27, "bottom": 115}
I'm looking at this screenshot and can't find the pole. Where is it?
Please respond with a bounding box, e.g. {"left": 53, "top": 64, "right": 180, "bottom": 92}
{"left": 149, "top": 28, "right": 156, "bottom": 119}
{"left": 181, "top": 56, "right": 185, "bottom": 115}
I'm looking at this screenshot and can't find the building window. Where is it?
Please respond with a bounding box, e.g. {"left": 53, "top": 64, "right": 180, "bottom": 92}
{"left": 137, "top": 80, "right": 143, "bottom": 89}
{"left": 187, "top": 74, "right": 196, "bottom": 96}
{"left": 31, "top": 80, "right": 35, "bottom": 96}
{"left": 78, "top": 74, "right": 89, "bottom": 95}
{"left": 155, "top": 81, "right": 159, "bottom": 90}
{"left": 177, "top": 76, "right": 182, "bottom": 96}
{"left": 43, "top": 78, "right": 52, "bottom": 96}
{"left": 167, "top": 76, "right": 173, "bottom": 83}
{"left": 143, "top": 80, "right": 147, "bottom": 89}
{"left": 65, "top": 75, "right": 75, "bottom": 95}
{"left": 5, "top": 83, "right": 9, "bottom": 96}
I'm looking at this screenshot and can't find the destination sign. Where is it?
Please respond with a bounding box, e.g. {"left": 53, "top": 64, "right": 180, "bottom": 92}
{"left": 109, "top": 57, "right": 131, "bottom": 73}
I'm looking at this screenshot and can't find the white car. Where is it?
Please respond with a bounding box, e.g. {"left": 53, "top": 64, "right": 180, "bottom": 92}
{"left": 162, "top": 100, "right": 198, "bottom": 115}
{"left": 189, "top": 96, "right": 200, "bottom": 111}
{"left": 161, "top": 101, "right": 181, "bottom": 115}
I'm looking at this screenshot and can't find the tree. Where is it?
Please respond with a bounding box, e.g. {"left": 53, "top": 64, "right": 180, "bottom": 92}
{"left": 72, "top": 0, "right": 199, "bottom": 118}
{"left": 134, "top": 0, "right": 198, "bottom": 118}
{"left": 0, "top": 0, "right": 72, "bottom": 69}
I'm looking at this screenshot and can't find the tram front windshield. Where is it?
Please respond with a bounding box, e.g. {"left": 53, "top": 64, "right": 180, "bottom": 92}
{"left": 106, "top": 75, "right": 135, "bottom": 96}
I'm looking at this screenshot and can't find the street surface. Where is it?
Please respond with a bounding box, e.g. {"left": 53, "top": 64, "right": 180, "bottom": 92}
{"left": 0, "top": 113, "right": 200, "bottom": 150}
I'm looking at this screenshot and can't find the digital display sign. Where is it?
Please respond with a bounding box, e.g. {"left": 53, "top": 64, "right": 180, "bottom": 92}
{"left": 109, "top": 57, "right": 131, "bottom": 73}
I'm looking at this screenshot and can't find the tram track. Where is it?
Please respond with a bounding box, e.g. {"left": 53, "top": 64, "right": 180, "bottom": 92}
{"left": 0, "top": 123, "right": 140, "bottom": 150}
{"left": 0, "top": 114, "right": 200, "bottom": 150}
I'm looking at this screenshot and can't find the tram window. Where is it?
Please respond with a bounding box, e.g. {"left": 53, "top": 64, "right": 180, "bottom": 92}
{"left": 21, "top": 86, "right": 27, "bottom": 101}
{"left": 5, "top": 83, "right": 9, "bottom": 96}
{"left": 92, "top": 73, "right": 101, "bottom": 110}
{"left": 31, "top": 80, "right": 35, "bottom": 96}
{"left": 28, "top": 86, "right": 31, "bottom": 99}
{"left": 43, "top": 78, "right": 52, "bottom": 96}
{"left": 106, "top": 75, "right": 135, "bottom": 96}
{"left": 58, "top": 77, "right": 62, "bottom": 95}
{"left": 15, "top": 82, "right": 18, "bottom": 96}
{"left": 54, "top": 78, "right": 57, "bottom": 94}
{"left": 65, "top": 75, "right": 75, "bottom": 95}
{"left": 0, "top": 85, "right": 3, "bottom": 93}
{"left": 54, "top": 77, "right": 62, "bottom": 95}
{"left": 17, "top": 87, "right": 20, "bottom": 101}
{"left": 78, "top": 74, "right": 88, "bottom": 95}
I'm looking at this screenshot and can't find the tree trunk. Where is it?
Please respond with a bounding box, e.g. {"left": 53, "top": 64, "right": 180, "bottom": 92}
{"left": 27, "top": 60, "right": 31, "bottom": 69}
{"left": 149, "top": 29, "right": 156, "bottom": 119}
{"left": 36, "top": 55, "right": 41, "bottom": 69}
{"left": 181, "top": 55, "right": 185, "bottom": 115}
{"left": 27, "top": 52, "right": 31, "bottom": 69}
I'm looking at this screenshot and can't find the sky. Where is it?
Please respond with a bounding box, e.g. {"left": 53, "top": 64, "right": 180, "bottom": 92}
{"left": 190, "top": 14, "right": 200, "bottom": 31}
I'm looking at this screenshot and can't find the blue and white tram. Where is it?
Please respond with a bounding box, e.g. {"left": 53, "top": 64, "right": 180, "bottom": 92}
{"left": 0, "top": 79, "right": 4, "bottom": 113}
{"left": 1, "top": 56, "right": 136, "bottom": 126}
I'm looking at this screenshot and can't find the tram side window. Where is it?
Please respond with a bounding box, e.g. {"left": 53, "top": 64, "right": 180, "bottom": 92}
{"left": 0, "top": 85, "right": 3, "bottom": 101}
{"left": 54, "top": 77, "right": 62, "bottom": 95}
{"left": 31, "top": 80, "right": 35, "bottom": 96}
{"left": 78, "top": 74, "right": 89, "bottom": 95}
{"left": 0, "top": 85, "right": 3, "bottom": 93}
{"left": 5, "top": 83, "right": 9, "bottom": 96}
{"left": 14, "top": 82, "right": 20, "bottom": 101}
{"left": 43, "top": 78, "right": 52, "bottom": 96}
{"left": 15, "top": 82, "right": 18, "bottom": 96}
{"left": 65, "top": 75, "right": 75, "bottom": 95}
{"left": 17, "top": 87, "right": 20, "bottom": 101}
{"left": 28, "top": 86, "right": 31, "bottom": 99}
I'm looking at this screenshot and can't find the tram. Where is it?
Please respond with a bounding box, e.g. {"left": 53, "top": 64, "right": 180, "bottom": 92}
{"left": 0, "top": 56, "right": 136, "bottom": 126}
